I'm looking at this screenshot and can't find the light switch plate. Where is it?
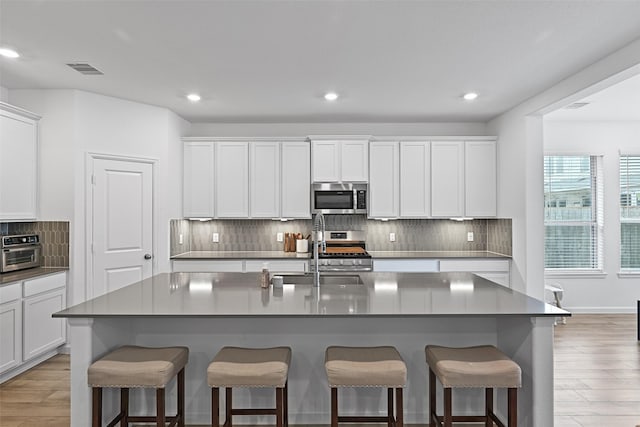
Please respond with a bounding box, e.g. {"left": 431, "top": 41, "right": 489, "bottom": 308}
{"left": 179, "top": 233, "right": 183, "bottom": 245}
{"left": 389, "top": 232, "right": 396, "bottom": 242}
{"left": 277, "top": 232, "right": 284, "bottom": 242}
{"left": 467, "top": 231, "right": 474, "bottom": 242}
{"left": 212, "top": 232, "right": 219, "bottom": 243}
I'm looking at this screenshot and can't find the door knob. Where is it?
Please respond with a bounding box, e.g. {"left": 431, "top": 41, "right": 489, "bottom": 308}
{"left": 144, "top": 254, "right": 153, "bottom": 260}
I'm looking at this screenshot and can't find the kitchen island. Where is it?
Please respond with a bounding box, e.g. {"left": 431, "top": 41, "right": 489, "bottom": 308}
{"left": 54, "top": 272, "right": 567, "bottom": 426}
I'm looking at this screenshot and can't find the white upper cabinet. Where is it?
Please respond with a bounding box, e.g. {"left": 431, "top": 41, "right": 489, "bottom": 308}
{"left": 183, "top": 141, "right": 215, "bottom": 218}
{"left": 431, "top": 140, "right": 497, "bottom": 218}
{"left": 216, "top": 142, "right": 249, "bottom": 218}
{"left": 311, "top": 138, "right": 369, "bottom": 182}
{"left": 431, "top": 141, "right": 465, "bottom": 217}
{"left": 400, "top": 141, "right": 431, "bottom": 218}
{"left": 281, "top": 142, "right": 311, "bottom": 218}
{"left": 465, "top": 141, "right": 497, "bottom": 217}
{"left": 0, "top": 103, "right": 40, "bottom": 221}
{"left": 368, "top": 141, "right": 399, "bottom": 218}
{"left": 250, "top": 142, "right": 280, "bottom": 218}
{"left": 184, "top": 138, "right": 310, "bottom": 220}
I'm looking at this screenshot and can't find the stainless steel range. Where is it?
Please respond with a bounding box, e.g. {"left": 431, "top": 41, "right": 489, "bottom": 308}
{"left": 312, "top": 230, "right": 373, "bottom": 272}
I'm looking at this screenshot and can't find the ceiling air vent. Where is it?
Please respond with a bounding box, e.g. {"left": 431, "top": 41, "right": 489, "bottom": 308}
{"left": 66, "top": 63, "right": 104, "bottom": 75}
{"left": 564, "top": 102, "right": 590, "bottom": 110}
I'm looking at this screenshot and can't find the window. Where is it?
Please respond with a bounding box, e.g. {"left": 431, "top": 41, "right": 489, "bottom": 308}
{"left": 620, "top": 155, "right": 640, "bottom": 270}
{"left": 544, "top": 155, "right": 603, "bottom": 271}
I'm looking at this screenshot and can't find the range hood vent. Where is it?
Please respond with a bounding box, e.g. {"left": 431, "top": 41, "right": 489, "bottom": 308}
{"left": 66, "top": 63, "right": 104, "bottom": 75}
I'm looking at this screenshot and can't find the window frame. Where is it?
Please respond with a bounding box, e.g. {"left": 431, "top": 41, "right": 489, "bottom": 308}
{"left": 543, "top": 154, "right": 604, "bottom": 274}
{"left": 619, "top": 154, "right": 640, "bottom": 273}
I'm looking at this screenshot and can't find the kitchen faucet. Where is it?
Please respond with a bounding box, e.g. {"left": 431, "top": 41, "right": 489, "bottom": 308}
{"left": 313, "top": 213, "right": 326, "bottom": 287}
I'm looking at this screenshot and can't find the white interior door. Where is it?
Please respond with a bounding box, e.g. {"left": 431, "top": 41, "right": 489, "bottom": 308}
{"left": 92, "top": 158, "right": 153, "bottom": 297}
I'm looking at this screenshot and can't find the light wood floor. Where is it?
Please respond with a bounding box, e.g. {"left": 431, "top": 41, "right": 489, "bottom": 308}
{"left": 0, "top": 314, "right": 638, "bottom": 426}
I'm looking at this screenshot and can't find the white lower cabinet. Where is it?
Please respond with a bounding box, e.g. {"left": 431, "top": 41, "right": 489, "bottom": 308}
{"left": 0, "top": 283, "right": 22, "bottom": 374}
{"left": 439, "top": 259, "right": 511, "bottom": 287}
{"left": 0, "top": 272, "right": 67, "bottom": 380}
{"left": 172, "top": 259, "right": 308, "bottom": 273}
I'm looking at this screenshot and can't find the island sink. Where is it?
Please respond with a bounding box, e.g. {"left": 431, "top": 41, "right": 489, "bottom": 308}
{"left": 279, "top": 273, "right": 363, "bottom": 286}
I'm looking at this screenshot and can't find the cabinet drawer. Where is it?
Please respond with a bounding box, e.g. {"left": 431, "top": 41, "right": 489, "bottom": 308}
{"left": 23, "top": 272, "right": 66, "bottom": 297}
{"left": 245, "top": 260, "right": 308, "bottom": 273}
{"left": 374, "top": 259, "right": 439, "bottom": 272}
{"left": 439, "top": 260, "right": 510, "bottom": 272}
{"left": 172, "top": 260, "right": 243, "bottom": 272}
{"left": 0, "top": 282, "right": 21, "bottom": 304}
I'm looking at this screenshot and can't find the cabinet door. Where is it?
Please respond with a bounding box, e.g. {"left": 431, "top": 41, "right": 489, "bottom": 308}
{"left": 0, "top": 300, "right": 22, "bottom": 373}
{"left": 216, "top": 142, "right": 249, "bottom": 217}
{"left": 431, "top": 141, "right": 465, "bottom": 217}
{"left": 312, "top": 140, "right": 340, "bottom": 182}
{"left": 281, "top": 142, "right": 311, "bottom": 218}
{"left": 465, "top": 141, "right": 497, "bottom": 217}
{"left": 250, "top": 142, "right": 280, "bottom": 218}
{"left": 183, "top": 141, "right": 215, "bottom": 218}
{"left": 23, "top": 288, "right": 66, "bottom": 361}
{"left": 341, "top": 140, "right": 369, "bottom": 182}
{"left": 368, "top": 141, "right": 399, "bottom": 218}
{"left": 0, "top": 109, "right": 38, "bottom": 220}
{"left": 400, "top": 141, "right": 431, "bottom": 217}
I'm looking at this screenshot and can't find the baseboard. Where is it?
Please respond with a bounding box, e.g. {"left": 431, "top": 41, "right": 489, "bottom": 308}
{"left": 0, "top": 348, "right": 62, "bottom": 384}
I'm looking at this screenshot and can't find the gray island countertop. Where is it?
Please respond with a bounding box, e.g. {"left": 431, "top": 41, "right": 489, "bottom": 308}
{"left": 54, "top": 271, "right": 565, "bottom": 318}
{"left": 170, "top": 250, "right": 509, "bottom": 260}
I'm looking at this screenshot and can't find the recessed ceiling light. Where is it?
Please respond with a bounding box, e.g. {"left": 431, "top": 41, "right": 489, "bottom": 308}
{"left": 463, "top": 92, "right": 478, "bottom": 101}
{"left": 186, "top": 93, "right": 201, "bottom": 102}
{"left": 324, "top": 92, "right": 339, "bottom": 101}
{"left": 0, "top": 48, "right": 20, "bottom": 58}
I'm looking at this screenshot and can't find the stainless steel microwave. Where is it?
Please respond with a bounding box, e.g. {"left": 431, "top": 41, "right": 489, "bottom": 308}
{"left": 1, "top": 234, "right": 41, "bottom": 273}
{"left": 311, "top": 183, "right": 367, "bottom": 215}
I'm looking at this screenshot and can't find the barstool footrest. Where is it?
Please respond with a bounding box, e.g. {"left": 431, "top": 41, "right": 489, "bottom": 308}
{"left": 432, "top": 414, "right": 505, "bottom": 427}
{"left": 229, "top": 408, "right": 278, "bottom": 416}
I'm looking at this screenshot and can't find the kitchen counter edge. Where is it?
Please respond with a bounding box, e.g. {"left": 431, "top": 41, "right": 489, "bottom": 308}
{"left": 1, "top": 267, "right": 69, "bottom": 286}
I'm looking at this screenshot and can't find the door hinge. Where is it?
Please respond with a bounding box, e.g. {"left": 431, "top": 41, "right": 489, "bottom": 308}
{"left": 91, "top": 174, "right": 96, "bottom": 185}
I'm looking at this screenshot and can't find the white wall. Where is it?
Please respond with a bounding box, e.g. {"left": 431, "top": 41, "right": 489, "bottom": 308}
{"left": 0, "top": 86, "right": 8, "bottom": 102}
{"left": 544, "top": 120, "right": 640, "bottom": 312}
{"left": 8, "top": 89, "right": 190, "bottom": 306}
{"left": 488, "top": 37, "right": 640, "bottom": 303}
{"left": 189, "top": 121, "right": 487, "bottom": 137}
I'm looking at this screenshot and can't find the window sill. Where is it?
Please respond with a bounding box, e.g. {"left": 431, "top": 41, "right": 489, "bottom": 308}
{"left": 617, "top": 271, "right": 640, "bottom": 278}
{"left": 545, "top": 271, "right": 607, "bottom": 279}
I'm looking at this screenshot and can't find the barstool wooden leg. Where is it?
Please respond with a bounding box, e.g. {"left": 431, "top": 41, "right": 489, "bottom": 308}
{"left": 429, "top": 369, "right": 436, "bottom": 427}
{"left": 120, "top": 387, "right": 129, "bottom": 425}
{"left": 508, "top": 388, "right": 517, "bottom": 427}
{"left": 276, "top": 387, "right": 283, "bottom": 427}
{"left": 387, "top": 388, "right": 394, "bottom": 427}
{"left": 212, "top": 387, "right": 220, "bottom": 427}
{"left": 225, "top": 387, "right": 232, "bottom": 427}
{"left": 443, "top": 387, "right": 452, "bottom": 427}
{"left": 92, "top": 387, "right": 102, "bottom": 427}
{"left": 156, "top": 388, "right": 165, "bottom": 427}
{"left": 395, "top": 388, "right": 403, "bottom": 427}
{"left": 284, "top": 382, "right": 289, "bottom": 427}
{"left": 331, "top": 387, "right": 338, "bottom": 427}
{"left": 178, "top": 369, "right": 185, "bottom": 427}
{"left": 485, "top": 387, "right": 493, "bottom": 427}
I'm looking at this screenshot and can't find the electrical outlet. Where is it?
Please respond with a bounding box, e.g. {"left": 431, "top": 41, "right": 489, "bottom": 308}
{"left": 179, "top": 233, "right": 183, "bottom": 245}
{"left": 467, "top": 231, "right": 474, "bottom": 242}
{"left": 389, "top": 232, "right": 396, "bottom": 242}
{"left": 277, "top": 232, "right": 284, "bottom": 242}
{"left": 212, "top": 232, "right": 219, "bottom": 243}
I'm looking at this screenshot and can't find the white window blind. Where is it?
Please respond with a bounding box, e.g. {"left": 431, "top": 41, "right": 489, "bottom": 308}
{"left": 544, "top": 155, "right": 603, "bottom": 270}
{"left": 620, "top": 155, "right": 640, "bottom": 270}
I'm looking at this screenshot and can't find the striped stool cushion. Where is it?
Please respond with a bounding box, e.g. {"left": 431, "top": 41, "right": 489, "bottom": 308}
{"left": 425, "top": 345, "right": 521, "bottom": 388}
{"left": 207, "top": 346, "right": 291, "bottom": 388}
{"left": 88, "top": 345, "right": 189, "bottom": 388}
{"left": 325, "top": 346, "right": 407, "bottom": 387}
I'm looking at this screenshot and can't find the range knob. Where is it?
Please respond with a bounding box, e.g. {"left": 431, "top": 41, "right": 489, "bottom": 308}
{"left": 352, "top": 260, "right": 357, "bottom": 265}
{"left": 339, "top": 260, "right": 344, "bottom": 265}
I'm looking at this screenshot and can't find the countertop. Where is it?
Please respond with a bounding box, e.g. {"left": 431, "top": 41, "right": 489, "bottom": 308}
{"left": 170, "top": 250, "right": 510, "bottom": 260}
{"left": 0, "top": 267, "right": 68, "bottom": 286}
{"left": 171, "top": 251, "right": 311, "bottom": 260}
{"left": 54, "top": 271, "right": 567, "bottom": 318}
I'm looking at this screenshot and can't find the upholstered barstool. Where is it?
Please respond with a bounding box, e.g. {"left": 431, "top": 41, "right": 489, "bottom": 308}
{"left": 325, "top": 346, "right": 407, "bottom": 427}
{"left": 207, "top": 346, "right": 291, "bottom": 427}
{"left": 88, "top": 345, "right": 189, "bottom": 427}
{"left": 425, "top": 345, "right": 521, "bottom": 427}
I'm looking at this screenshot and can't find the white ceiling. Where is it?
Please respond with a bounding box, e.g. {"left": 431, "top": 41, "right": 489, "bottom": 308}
{"left": 1, "top": 0, "right": 640, "bottom": 123}
{"left": 545, "top": 72, "right": 640, "bottom": 121}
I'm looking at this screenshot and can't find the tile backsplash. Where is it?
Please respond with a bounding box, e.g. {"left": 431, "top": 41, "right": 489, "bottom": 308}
{"left": 0, "top": 221, "right": 70, "bottom": 267}
{"left": 170, "top": 216, "right": 512, "bottom": 256}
